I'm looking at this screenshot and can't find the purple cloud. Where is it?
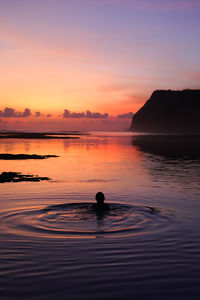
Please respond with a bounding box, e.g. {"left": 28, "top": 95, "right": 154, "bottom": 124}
{"left": 0, "top": 107, "right": 31, "bottom": 118}
{"left": 22, "top": 108, "right": 31, "bottom": 117}
{"left": 35, "top": 111, "right": 41, "bottom": 117}
{"left": 63, "top": 109, "right": 108, "bottom": 119}
{"left": 117, "top": 112, "right": 134, "bottom": 119}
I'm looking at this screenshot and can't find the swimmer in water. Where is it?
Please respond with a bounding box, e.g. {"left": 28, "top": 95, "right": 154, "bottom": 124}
{"left": 91, "top": 192, "right": 110, "bottom": 211}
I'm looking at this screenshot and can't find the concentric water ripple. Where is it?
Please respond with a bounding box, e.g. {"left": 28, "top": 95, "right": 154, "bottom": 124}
{"left": 0, "top": 203, "right": 173, "bottom": 238}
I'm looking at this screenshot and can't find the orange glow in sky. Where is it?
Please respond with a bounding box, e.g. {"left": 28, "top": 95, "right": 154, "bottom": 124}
{"left": 0, "top": 0, "right": 199, "bottom": 131}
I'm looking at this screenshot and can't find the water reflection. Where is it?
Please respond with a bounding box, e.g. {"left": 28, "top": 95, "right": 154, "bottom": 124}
{"left": 1, "top": 133, "right": 200, "bottom": 300}
{"left": 132, "top": 135, "right": 200, "bottom": 159}
{"left": 132, "top": 135, "right": 200, "bottom": 187}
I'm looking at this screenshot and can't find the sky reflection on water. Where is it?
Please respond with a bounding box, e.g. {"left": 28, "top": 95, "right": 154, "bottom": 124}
{"left": 0, "top": 133, "right": 200, "bottom": 299}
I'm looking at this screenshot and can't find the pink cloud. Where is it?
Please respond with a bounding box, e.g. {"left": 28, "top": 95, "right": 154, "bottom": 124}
{"left": 0, "top": 20, "right": 100, "bottom": 61}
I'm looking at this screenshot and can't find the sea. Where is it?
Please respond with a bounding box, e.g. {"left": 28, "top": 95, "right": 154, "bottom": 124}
{"left": 0, "top": 132, "right": 200, "bottom": 300}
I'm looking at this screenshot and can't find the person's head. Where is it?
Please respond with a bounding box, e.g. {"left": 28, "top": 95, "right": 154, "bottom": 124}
{"left": 95, "top": 192, "right": 105, "bottom": 205}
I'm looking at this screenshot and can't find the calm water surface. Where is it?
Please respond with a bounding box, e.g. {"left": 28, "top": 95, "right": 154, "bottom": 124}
{"left": 0, "top": 132, "right": 200, "bottom": 299}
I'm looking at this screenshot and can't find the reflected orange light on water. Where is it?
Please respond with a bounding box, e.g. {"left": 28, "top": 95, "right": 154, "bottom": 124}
{"left": 0, "top": 136, "right": 145, "bottom": 199}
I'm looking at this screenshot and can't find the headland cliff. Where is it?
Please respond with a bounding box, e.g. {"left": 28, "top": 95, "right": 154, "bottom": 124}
{"left": 130, "top": 89, "right": 200, "bottom": 133}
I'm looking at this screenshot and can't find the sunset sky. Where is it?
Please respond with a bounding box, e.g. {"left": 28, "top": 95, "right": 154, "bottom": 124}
{"left": 0, "top": 0, "right": 200, "bottom": 131}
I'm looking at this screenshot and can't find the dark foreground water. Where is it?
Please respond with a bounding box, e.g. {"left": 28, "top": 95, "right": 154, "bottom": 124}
{"left": 0, "top": 132, "right": 200, "bottom": 299}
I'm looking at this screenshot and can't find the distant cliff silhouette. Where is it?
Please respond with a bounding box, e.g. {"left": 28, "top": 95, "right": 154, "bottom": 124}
{"left": 130, "top": 89, "right": 200, "bottom": 133}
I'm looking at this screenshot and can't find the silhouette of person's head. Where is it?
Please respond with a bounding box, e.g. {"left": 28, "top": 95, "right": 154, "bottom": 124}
{"left": 95, "top": 192, "right": 105, "bottom": 205}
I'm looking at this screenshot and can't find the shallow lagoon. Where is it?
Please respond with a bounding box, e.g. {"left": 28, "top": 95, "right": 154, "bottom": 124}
{"left": 0, "top": 132, "right": 200, "bottom": 299}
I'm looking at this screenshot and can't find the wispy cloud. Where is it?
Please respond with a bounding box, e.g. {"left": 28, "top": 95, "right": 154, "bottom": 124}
{"left": 94, "top": 0, "right": 200, "bottom": 11}
{"left": 0, "top": 20, "right": 98, "bottom": 61}
{"left": 140, "top": 0, "right": 200, "bottom": 11}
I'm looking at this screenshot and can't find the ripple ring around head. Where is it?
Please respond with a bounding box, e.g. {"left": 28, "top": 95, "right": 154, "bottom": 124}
{"left": 0, "top": 203, "right": 173, "bottom": 239}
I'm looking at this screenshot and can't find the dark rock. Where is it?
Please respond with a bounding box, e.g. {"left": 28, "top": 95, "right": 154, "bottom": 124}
{"left": 130, "top": 89, "right": 200, "bottom": 133}
{"left": 0, "top": 132, "right": 81, "bottom": 139}
{"left": 0, "top": 172, "right": 50, "bottom": 183}
{"left": 0, "top": 154, "right": 59, "bottom": 160}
